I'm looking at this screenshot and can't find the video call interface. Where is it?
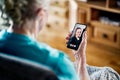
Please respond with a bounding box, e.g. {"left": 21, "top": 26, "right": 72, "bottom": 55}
{"left": 67, "top": 23, "right": 86, "bottom": 50}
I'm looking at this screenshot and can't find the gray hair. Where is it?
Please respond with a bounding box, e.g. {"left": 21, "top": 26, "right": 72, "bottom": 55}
{"left": 0, "top": 0, "right": 50, "bottom": 27}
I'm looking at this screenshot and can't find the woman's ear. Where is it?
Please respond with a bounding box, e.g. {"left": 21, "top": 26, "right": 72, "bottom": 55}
{"left": 36, "top": 8, "right": 45, "bottom": 20}
{"left": 34, "top": 8, "right": 48, "bottom": 37}
{"left": 37, "top": 8, "right": 48, "bottom": 27}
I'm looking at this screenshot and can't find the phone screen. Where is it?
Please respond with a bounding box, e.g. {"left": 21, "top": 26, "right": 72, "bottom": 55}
{"left": 67, "top": 23, "right": 87, "bottom": 50}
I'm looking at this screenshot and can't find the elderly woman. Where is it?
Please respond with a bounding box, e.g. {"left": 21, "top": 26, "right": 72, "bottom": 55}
{"left": 0, "top": 0, "right": 94, "bottom": 80}
{"left": 0, "top": 0, "right": 82, "bottom": 80}
{"left": 0, "top": 0, "right": 119, "bottom": 80}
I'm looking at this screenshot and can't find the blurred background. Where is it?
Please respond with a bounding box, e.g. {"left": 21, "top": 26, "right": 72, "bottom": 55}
{"left": 38, "top": 0, "right": 120, "bottom": 74}
{"left": 0, "top": 0, "right": 120, "bottom": 74}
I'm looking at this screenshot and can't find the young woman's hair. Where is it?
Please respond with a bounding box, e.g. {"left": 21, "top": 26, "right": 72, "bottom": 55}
{"left": 0, "top": 0, "right": 50, "bottom": 27}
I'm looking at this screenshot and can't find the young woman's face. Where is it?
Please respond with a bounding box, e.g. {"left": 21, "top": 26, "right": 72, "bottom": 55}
{"left": 75, "top": 29, "right": 81, "bottom": 38}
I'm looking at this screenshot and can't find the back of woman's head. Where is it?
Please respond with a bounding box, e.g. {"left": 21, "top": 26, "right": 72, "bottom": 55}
{"left": 0, "top": 0, "right": 50, "bottom": 27}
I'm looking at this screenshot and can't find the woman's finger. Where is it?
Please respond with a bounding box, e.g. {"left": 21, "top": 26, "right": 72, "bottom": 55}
{"left": 82, "top": 31, "right": 87, "bottom": 41}
{"left": 65, "top": 32, "right": 72, "bottom": 40}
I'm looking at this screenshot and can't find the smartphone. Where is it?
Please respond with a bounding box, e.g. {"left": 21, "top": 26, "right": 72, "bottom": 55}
{"left": 67, "top": 23, "right": 87, "bottom": 50}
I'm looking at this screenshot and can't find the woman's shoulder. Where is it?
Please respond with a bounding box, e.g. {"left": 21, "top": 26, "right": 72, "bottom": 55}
{"left": 71, "top": 36, "right": 76, "bottom": 39}
{"left": 36, "top": 42, "right": 68, "bottom": 59}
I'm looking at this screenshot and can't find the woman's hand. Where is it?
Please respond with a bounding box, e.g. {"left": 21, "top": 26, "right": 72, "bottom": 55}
{"left": 66, "top": 32, "right": 72, "bottom": 44}
{"left": 66, "top": 31, "right": 90, "bottom": 80}
{"left": 77, "top": 31, "right": 87, "bottom": 56}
